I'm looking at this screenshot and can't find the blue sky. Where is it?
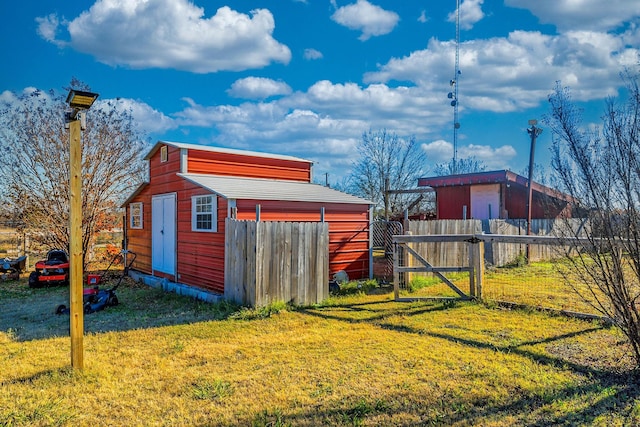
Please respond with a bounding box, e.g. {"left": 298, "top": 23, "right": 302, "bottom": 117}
{"left": 1, "top": 0, "right": 638, "bottom": 185}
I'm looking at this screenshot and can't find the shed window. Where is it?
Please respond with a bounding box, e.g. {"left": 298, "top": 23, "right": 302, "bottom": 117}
{"left": 192, "top": 195, "right": 217, "bottom": 232}
{"left": 130, "top": 202, "right": 143, "bottom": 229}
{"left": 160, "top": 145, "right": 168, "bottom": 162}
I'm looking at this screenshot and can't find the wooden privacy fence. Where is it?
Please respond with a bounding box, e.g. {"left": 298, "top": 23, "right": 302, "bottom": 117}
{"left": 224, "top": 219, "right": 329, "bottom": 307}
{"left": 407, "top": 218, "right": 586, "bottom": 267}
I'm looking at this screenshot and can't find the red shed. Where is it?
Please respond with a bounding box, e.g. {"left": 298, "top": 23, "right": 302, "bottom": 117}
{"left": 417, "top": 170, "right": 573, "bottom": 220}
{"left": 122, "top": 141, "right": 372, "bottom": 296}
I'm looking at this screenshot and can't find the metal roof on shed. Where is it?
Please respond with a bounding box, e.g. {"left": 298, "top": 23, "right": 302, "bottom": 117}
{"left": 178, "top": 173, "right": 372, "bottom": 205}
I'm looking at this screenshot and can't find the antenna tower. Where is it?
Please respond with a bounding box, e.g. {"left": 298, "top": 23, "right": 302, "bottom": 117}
{"left": 447, "top": 0, "right": 461, "bottom": 174}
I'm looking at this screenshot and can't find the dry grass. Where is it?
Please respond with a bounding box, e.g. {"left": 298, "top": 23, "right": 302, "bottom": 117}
{"left": 2, "top": 276, "right": 640, "bottom": 426}
{"left": 401, "top": 259, "right": 618, "bottom": 318}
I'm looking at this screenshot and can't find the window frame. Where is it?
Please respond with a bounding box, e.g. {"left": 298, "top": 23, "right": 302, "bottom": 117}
{"left": 191, "top": 194, "right": 217, "bottom": 232}
{"left": 160, "top": 145, "right": 168, "bottom": 163}
{"left": 129, "top": 202, "right": 143, "bottom": 229}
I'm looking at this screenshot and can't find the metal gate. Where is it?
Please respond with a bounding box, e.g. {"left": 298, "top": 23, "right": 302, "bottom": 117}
{"left": 371, "top": 220, "right": 403, "bottom": 282}
{"left": 392, "top": 234, "right": 484, "bottom": 302}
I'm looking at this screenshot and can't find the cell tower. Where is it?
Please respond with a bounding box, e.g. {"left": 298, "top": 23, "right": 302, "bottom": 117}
{"left": 447, "top": 0, "right": 461, "bottom": 174}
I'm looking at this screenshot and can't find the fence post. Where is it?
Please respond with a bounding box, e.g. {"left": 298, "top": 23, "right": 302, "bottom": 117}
{"left": 473, "top": 238, "right": 484, "bottom": 300}
{"left": 468, "top": 240, "right": 476, "bottom": 298}
{"left": 405, "top": 231, "right": 413, "bottom": 285}
{"left": 393, "top": 240, "right": 400, "bottom": 300}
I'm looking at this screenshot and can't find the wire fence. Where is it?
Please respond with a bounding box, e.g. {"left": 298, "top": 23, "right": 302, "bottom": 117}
{"left": 387, "top": 219, "right": 606, "bottom": 318}
{"left": 0, "top": 229, "right": 123, "bottom": 271}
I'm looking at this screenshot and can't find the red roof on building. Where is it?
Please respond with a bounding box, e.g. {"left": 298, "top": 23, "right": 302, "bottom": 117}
{"left": 418, "top": 169, "right": 572, "bottom": 202}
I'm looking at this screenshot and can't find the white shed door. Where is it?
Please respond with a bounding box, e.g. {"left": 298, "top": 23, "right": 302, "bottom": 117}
{"left": 470, "top": 184, "right": 500, "bottom": 219}
{"left": 152, "top": 193, "right": 176, "bottom": 274}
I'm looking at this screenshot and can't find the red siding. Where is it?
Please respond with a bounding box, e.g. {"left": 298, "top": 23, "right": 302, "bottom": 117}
{"left": 187, "top": 151, "right": 311, "bottom": 182}
{"left": 423, "top": 170, "right": 572, "bottom": 220}
{"left": 175, "top": 187, "right": 228, "bottom": 294}
{"left": 126, "top": 144, "right": 227, "bottom": 293}
{"left": 125, "top": 185, "right": 152, "bottom": 273}
{"left": 125, "top": 142, "right": 370, "bottom": 297}
{"left": 235, "top": 199, "right": 370, "bottom": 280}
{"left": 436, "top": 186, "right": 470, "bottom": 219}
{"left": 434, "top": 183, "right": 570, "bottom": 220}
{"left": 504, "top": 185, "right": 527, "bottom": 219}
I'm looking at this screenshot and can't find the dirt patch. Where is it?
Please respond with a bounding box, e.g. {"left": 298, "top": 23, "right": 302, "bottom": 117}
{"left": 546, "top": 331, "right": 637, "bottom": 374}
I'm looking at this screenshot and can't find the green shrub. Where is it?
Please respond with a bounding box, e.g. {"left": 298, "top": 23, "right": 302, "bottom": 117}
{"left": 231, "top": 301, "right": 290, "bottom": 320}
{"left": 504, "top": 251, "right": 528, "bottom": 268}
{"left": 334, "top": 279, "right": 379, "bottom": 296}
{"left": 407, "top": 276, "right": 440, "bottom": 293}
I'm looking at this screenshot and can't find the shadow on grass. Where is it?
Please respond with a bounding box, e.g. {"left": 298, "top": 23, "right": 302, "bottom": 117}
{"left": 299, "top": 298, "right": 640, "bottom": 425}
{"left": 0, "top": 278, "right": 241, "bottom": 342}
{"left": 255, "top": 371, "right": 640, "bottom": 426}
{"left": 0, "top": 366, "right": 74, "bottom": 387}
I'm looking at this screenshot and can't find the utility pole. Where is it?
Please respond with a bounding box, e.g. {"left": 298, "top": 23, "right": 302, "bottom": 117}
{"left": 448, "top": 0, "right": 461, "bottom": 174}
{"left": 526, "top": 119, "right": 542, "bottom": 260}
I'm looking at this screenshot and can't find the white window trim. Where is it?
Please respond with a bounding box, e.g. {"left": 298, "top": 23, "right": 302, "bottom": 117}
{"left": 160, "top": 145, "right": 168, "bottom": 163}
{"left": 191, "top": 195, "right": 217, "bottom": 232}
{"left": 130, "top": 202, "right": 143, "bottom": 229}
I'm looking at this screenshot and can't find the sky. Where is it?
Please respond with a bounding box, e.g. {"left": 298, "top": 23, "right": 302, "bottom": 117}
{"left": 1, "top": 0, "right": 639, "bottom": 186}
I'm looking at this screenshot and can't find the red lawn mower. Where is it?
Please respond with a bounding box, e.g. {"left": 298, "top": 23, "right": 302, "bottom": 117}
{"left": 56, "top": 250, "right": 136, "bottom": 315}
{"left": 28, "top": 249, "right": 70, "bottom": 288}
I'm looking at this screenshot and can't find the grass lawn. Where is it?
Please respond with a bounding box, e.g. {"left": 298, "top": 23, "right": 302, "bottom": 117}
{"left": 1, "top": 275, "right": 640, "bottom": 426}
{"left": 401, "top": 259, "right": 614, "bottom": 318}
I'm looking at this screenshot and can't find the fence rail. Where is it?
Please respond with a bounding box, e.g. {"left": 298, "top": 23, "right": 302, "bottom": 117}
{"left": 404, "top": 218, "right": 587, "bottom": 267}
{"left": 224, "top": 219, "right": 329, "bottom": 307}
{"left": 392, "top": 232, "right": 608, "bottom": 317}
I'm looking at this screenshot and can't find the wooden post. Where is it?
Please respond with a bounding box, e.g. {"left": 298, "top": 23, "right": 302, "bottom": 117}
{"left": 473, "top": 238, "right": 484, "bottom": 300}
{"left": 69, "top": 118, "right": 84, "bottom": 370}
{"left": 403, "top": 209, "right": 409, "bottom": 235}
{"left": 405, "top": 231, "right": 413, "bottom": 285}
{"left": 468, "top": 239, "right": 476, "bottom": 298}
{"left": 393, "top": 241, "right": 400, "bottom": 300}
{"left": 256, "top": 204, "right": 261, "bottom": 222}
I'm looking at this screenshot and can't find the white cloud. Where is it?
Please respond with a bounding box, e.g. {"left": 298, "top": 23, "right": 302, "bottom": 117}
{"left": 422, "top": 140, "right": 517, "bottom": 169}
{"left": 38, "top": 0, "right": 291, "bottom": 73}
{"left": 106, "top": 98, "right": 176, "bottom": 134}
{"left": 421, "top": 140, "right": 452, "bottom": 161}
{"left": 448, "top": 0, "right": 485, "bottom": 31}
{"left": 418, "top": 10, "right": 428, "bottom": 23}
{"left": 106, "top": 15, "right": 635, "bottom": 179}
{"left": 303, "top": 48, "right": 324, "bottom": 60}
{"left": 459, "top": 144, "right": 517, "bottom": 168}
{"left": 505, "top": 0, "right": 639, "bottom": 32}
{"left": 0, "top": 90, "right": 20, "bottom": 105}
{"left": 35, "top": 14, "right": 66, "bottom": 48}
{"left": 364, "top": 29, "right": 639, "bottom": 112}
{"left": 331, "top": 0, "right": 400, "bottom": 41}
{"left": 227, "top": 77, "right": 292, "bottom": 99}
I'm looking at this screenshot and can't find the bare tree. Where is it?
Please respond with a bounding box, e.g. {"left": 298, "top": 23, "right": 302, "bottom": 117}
{"left": 349, "top": 129, "right": 428, "bottom": 219}
{"left": 0, "top": 83, "right": 147, "bottom": 267}
{"left": 433, "top": 157, "right": 487, "bottom": 176}
{"left": 545, "top": 71, "right": 640, "bottom": 366}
